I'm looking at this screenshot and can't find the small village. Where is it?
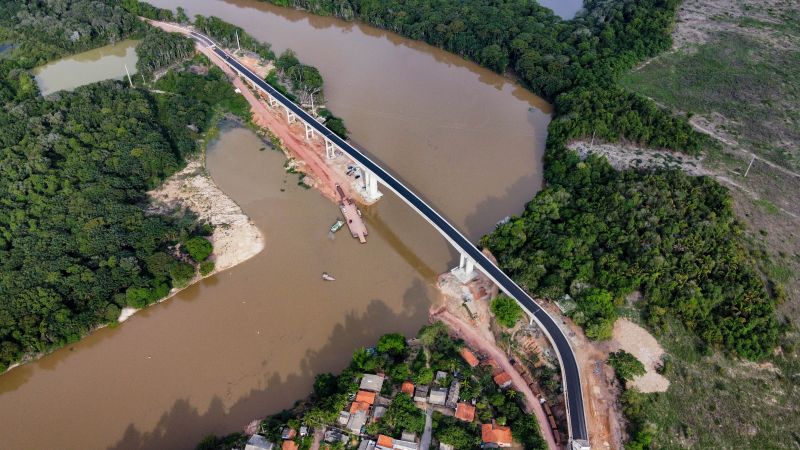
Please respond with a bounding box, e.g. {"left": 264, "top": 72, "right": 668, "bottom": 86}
{"left": 237, "top": 323, "right": 549, "bottom": 450}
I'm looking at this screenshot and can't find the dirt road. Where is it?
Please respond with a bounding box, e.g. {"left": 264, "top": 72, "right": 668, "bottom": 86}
{"left": 148, "top": 20, "right": 360, "bottom": 204}
{"left": 430, "top": 308, "right": 559, "bottom": 450}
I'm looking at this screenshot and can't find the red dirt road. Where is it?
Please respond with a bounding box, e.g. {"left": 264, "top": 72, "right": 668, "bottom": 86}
{"left": 431, "top": 308, "right": 559, "bottom": 450}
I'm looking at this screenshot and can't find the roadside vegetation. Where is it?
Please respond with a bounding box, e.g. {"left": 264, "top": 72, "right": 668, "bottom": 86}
{"left": 0, "top": 0, "right": 250, "bottom": 372}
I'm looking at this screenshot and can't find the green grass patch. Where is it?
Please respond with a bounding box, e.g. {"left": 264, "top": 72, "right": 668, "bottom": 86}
{"left": 621, "top": 32, "right": 800, "bottom": 169}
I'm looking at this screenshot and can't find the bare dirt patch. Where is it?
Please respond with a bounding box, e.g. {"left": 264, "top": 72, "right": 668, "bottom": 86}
{"left": 610, "top": 319, "right": 669, "bottom": 393}
{"left": 148, "top": 158, "right": 264, "bottom": 272}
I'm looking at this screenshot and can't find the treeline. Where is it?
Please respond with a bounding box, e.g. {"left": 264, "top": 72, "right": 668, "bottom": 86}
{"left": 135, "top": 26, "right": 194, "bottom": 78}
{"left": 0, "top": 0, "right": 144, "bottom": 67}
{"left": 0, "top": 1, "right": 251, "bottom": 371}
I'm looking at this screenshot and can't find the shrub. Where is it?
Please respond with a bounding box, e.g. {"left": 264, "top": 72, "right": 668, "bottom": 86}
{"left": 490, "top": 295, "right": 523, "bottom": 328}
{"left": 184, "top": 236, "right": 213, "bottom": 262}
{"left": 608, "top": 350, "right": 646, "bottom": 381}
{"left": 199, "top": 260, "right": 215, "bottom": 276}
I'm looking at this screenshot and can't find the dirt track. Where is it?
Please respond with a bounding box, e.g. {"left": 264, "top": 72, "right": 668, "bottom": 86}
{"left": 430, "top": 307, "right": 559, "bottom": 450}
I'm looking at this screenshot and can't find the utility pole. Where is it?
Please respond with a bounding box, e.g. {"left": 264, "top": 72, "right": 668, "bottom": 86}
{"left": 124, "top": 64, "right": 133, "bottom": 87}
{"left": 744, "top": 154, "right": 756, "bottom": 177}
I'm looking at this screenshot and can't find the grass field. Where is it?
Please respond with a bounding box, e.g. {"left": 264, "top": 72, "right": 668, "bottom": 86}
{"left": 622, "top": 32, "right": 799, "bottom": 170}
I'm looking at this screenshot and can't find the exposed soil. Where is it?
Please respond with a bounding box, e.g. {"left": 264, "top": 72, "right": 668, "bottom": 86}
{"left": 609, "top": 319, "right": 669, "bottom": 393}
{"left": 150, "top": 19, "right": 375, "bottom": 207}
{"left": 148, "top": 159, "right": 264, "bottom": 273}
{"left": 430, "top": 270, "right": 559, "bottom": 450}
{"left": 537, "top": 302, "right": 624, "bottom": 450}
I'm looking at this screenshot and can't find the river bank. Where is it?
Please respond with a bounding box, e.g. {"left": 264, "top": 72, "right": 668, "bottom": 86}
{"left": 149, "top": 19, "right": 372, "bottom": 208}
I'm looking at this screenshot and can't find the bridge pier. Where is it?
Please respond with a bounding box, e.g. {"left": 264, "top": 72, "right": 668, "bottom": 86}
{"left": 267, "top": 94, "right": 277, "bottom": 107}
{"left": 305, "top": 122, "right": 314, "bottom": 141}
{"left": 451, "top": 253, "right": 477, "bottom": 283}
{"left": 286, "top": 108, "right": 296, "bottom": 124}
{"left": 361, "top": 169, "right": 383, "bottom": 202}
{"left": 325, "top": 139, "right": 336, "bottom": 159}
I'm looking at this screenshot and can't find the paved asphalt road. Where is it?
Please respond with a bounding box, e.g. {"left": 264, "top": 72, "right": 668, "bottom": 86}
{"left": 191, "top": 30, "right": 589, "bottom": 443}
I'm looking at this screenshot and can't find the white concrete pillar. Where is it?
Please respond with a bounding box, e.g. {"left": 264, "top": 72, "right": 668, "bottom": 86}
{"left": 360, "top": 168, "right": 383, "bottom": 202}
{"left": 267, "top": 94, "right": 277, "bottom": 107}
{"left": 305, "top": 122, "right": 314, "bottom": 140}
{"left": 451, "top": 253, "right": 476, "bottom": 283}
{"left": 286, "top": 108, "right": 296, "bottom": 124}
{"left": 325, "top": 139, "right": 336, "bottom": 159}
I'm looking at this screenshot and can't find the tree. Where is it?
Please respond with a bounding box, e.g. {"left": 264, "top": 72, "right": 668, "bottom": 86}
{"left": 377, "top": 333, "right": 407, "bottom": 356}
{"left": 438, "top": 425, "right": 478, "bottom": 449}
{"left": 184, "top": 236, "right": 213, "bottom": 262}
{"left": 491, "top": 295, "right": 523, "bottom": 328}
{"left": 608, "top": 351, "right": 646, "bottom": 382}
{"left": 382, "top": 393, "right": 425, "bottom": 434}
{"left": 313, "top": 373, "right": 338, "bottom": 398}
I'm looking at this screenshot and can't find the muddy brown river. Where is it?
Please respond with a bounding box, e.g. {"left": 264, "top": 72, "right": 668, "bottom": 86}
{"left": 0, "top": 2, "right": 553, "bottom": 449}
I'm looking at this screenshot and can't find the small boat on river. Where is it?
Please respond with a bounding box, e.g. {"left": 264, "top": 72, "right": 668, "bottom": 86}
{"left": 330, "top": 219, "right": 345, "bottom": 233}
{"left": 322, "top": 272, "right": 336, "bottom": 281}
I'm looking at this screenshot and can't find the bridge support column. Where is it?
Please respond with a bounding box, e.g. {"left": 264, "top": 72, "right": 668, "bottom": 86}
{"left": 305, "top": 122, "right": 314, "bottom": 141}
{"left": 286, "top": 108, "right": 296, "bottom": 124}
{"left": 361, "top": 169, "right": 383, "bottom": 202}
{"left": 451, "top": 253, "right": 476, "bottom": 283}
{"left": 325, "top": 139, "right": 336, "bottom": 159}
{"left": 267, "top": 94, "right": 277, "bottom": 107}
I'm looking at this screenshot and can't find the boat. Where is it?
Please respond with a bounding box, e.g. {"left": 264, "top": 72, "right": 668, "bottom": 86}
{"left": 330, "top": 219, "right": 345, "bottom": 233}
{"left": 322, "top": 272, "right": 336, "bottom": 281}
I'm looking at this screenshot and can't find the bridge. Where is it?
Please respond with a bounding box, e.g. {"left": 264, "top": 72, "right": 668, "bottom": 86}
{"left": 189, "top": 29, "right": 590, "bottom": 449}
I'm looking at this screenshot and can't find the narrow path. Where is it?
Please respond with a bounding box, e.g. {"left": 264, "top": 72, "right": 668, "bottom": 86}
{"left": 420, "top": 406, "right": 433, "bottom": 450}
{"left": 431, "top": 309, "right": 559, "bottom": 450}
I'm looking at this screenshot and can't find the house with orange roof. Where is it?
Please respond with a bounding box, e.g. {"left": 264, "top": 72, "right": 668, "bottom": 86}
{"left": 454, "top": 402, "right": 476, "bottom": 422}
{"left": 356, "top": 389, "right": 377, "bottom": 405}
{"left": 350, "top": 401, "right": 371, "bottom": 414}
{"left": 281, "top": 440, "right": 298, "bottom": 450}
{"left": 493, "top": 372, "right": 512, "bottom": 389}
{"left": 481, "top": 422, "right": 512, "bottom": 448}
{"left": 401, "top": 381, "right": 414, "bottom": 396}
{"left": 376, "top": 434, "right": 394, "bottom": 450}
{"left": 459, "top": 347, "right": 479, "bottom": 367}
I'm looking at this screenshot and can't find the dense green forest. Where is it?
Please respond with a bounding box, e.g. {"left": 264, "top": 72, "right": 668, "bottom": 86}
{"left": 135, "top": 26, "right": 194, "bottom": 78}
{"left": 0, "top": 0, "right": 249, "bottom": 371}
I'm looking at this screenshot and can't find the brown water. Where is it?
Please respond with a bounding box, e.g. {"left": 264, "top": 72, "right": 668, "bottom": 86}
{"left": 0, "top": 3, "right": 550, "bottom": 449}
{"left": 34, "top": 39, "right": 139, "bottom": 96}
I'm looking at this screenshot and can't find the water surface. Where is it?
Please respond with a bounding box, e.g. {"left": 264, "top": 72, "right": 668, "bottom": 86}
{"left": 34, "top": 39, "right": 139, "bottom": 95}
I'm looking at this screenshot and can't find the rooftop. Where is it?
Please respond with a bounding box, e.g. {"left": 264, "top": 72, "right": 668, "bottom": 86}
{"left": 245, "top": 434, "right": 274, "bottom": 450}
{"left": 455, "top": 402, "right": 476, "bottom": 422}
{"left": 460, "top": 348, "right": 479, "bottom": 367}
{"left": 481, "top": 423, "right": 512, "bottom": 446}
{"left": 401, "top": 381, "right": 415, "bottom": 396}
{"left": 356, "top": 390, "right": 377, "bottom": 405}
{"left": 360, "top": 374, "right": 385, "bottom": 392}
{"left": 493, "top": 372, "right": 512, "bottom": 387}
{"left": 281, "top": 441, "right": 298, "bottom": 450}
{"left": 350, "top": 401, "right": 371, "bottom": 414}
